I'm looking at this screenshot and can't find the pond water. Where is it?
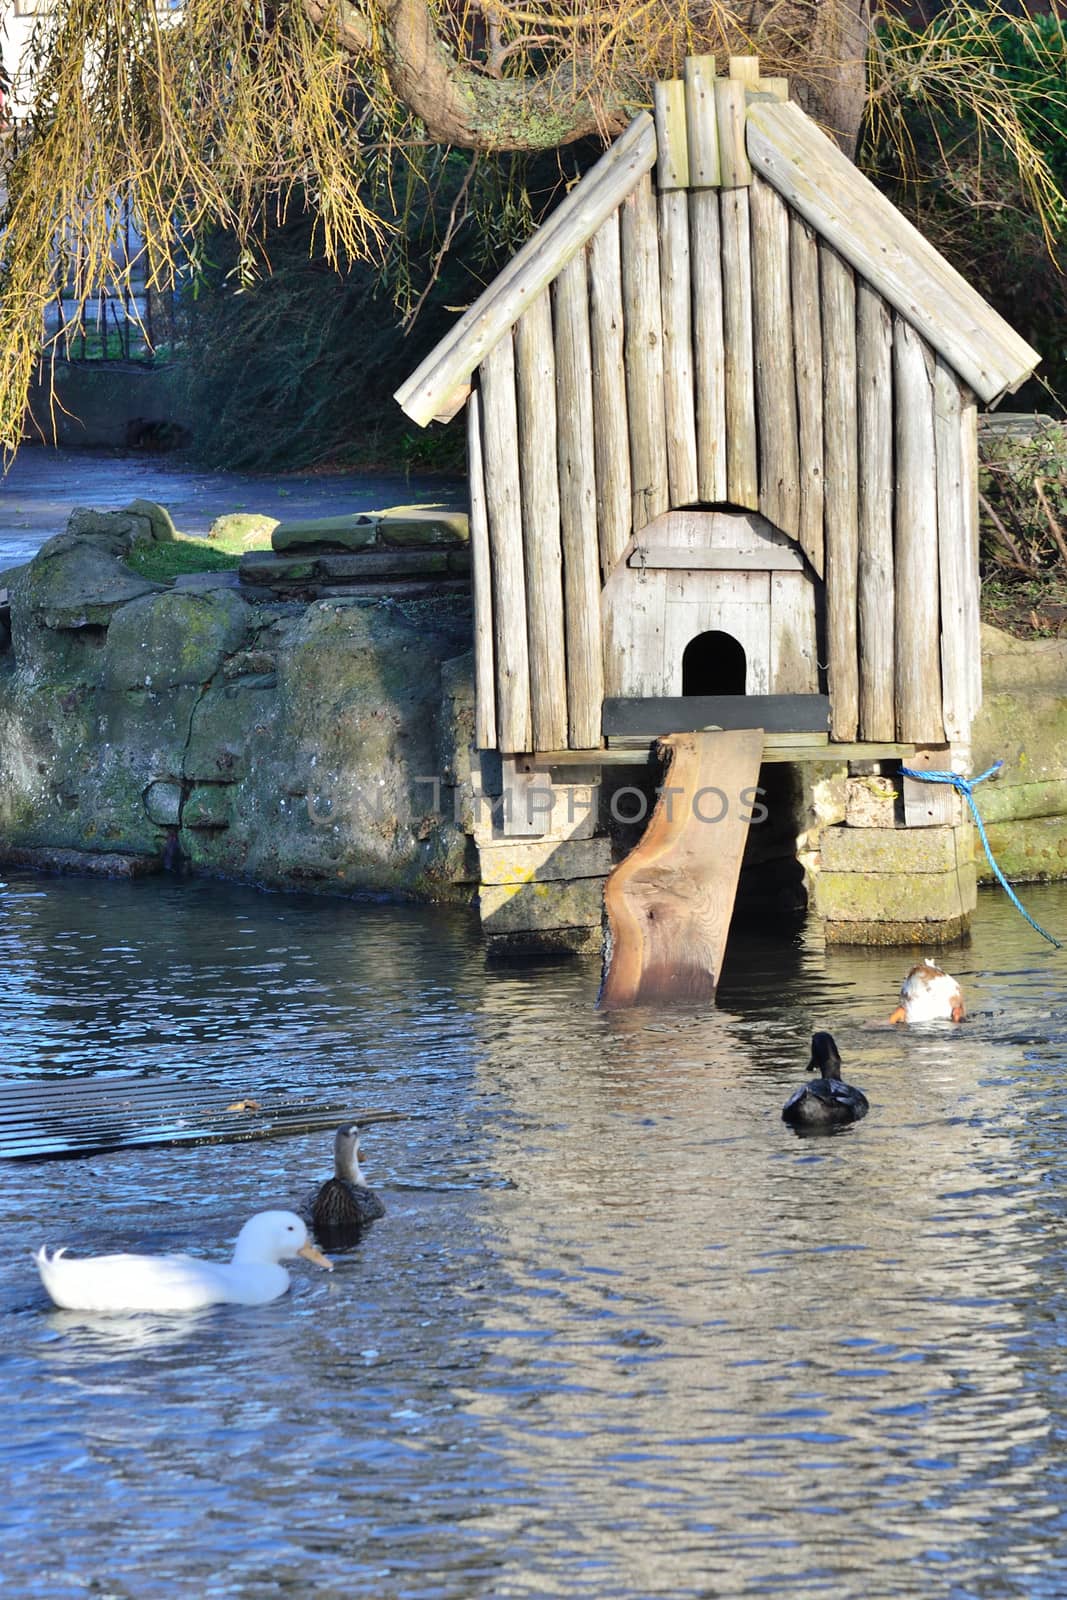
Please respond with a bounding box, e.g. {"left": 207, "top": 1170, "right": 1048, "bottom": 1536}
{"left": 0, "top": 446, "right": 459, "bottom": 569}
{"left": 1, "top": 872, "right": 1066, "bottom": 1598}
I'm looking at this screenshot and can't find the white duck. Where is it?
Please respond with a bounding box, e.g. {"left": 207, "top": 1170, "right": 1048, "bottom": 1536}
{"left": 888, "top": 959, "right": 966, "bottom": 1023}
{"left": 35, "top": 1210, "right": 332, "bottom": 1314}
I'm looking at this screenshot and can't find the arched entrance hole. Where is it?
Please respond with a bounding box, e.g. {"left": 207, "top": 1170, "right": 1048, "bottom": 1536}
{"left": 681, "top": 630, "right": 747, "bottom": 696}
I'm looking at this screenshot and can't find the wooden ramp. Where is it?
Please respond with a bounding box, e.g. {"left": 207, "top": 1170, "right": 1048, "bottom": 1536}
{"left": 599, "top": 729, "right": 763, "bottom": 1007}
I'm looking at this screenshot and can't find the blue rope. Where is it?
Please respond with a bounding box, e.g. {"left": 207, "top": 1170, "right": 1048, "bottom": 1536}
{"left": 899, "top": 759, "right": 1062, "bottom": 949}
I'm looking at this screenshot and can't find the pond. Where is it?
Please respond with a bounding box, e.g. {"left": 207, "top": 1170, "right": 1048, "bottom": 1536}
{"left": 1, "top": 872, "right": 1066, "bottom": 1598}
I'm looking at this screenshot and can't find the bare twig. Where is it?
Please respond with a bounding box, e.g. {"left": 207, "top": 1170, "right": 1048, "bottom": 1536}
{"left": 979, "top": 489, "right": 1035, "bottom": 573}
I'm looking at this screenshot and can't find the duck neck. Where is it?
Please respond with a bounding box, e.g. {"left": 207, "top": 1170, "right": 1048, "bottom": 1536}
{"left": 337, "top": 1144, "right": 366, "bottom": 1186}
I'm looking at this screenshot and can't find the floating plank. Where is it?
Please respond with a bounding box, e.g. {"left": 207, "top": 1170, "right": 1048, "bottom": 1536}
{"left": 821, "top": 243, "right": 859, "bottom": 741}
{"left": 599, "top": 729, "right": 763, "bottom": 1006}
{"left": 603, "top": 693, "right": 828, "bottom": 736}
{"left": 690, "top": 190, "right": 727, "bottom": 502}
{"left": 789, "top": 214, "right": 824, "bottom": 576}
{"left": 479, "top": 335, "right": 532, "bottom": 752}
{"left": 658, "top": 188, "right": 700, "bottom": 505}
{"left": 745, "top": 99, "right": 1039, "bottom": 404}
{"left": 653, "top": 78, "right": 689, "bottom": 189}
{"left": 621, "top": 171, "right": 670, "bottom": 532}
{"left": 856, "top": 282, "right": 895, "bottom": 742}
{"left": 720, "top": 189, "right": 758, "bottom": 509}
{"left": 554, "top": 252, "right": 605, "bottom": 750}
{"left": 0, "top": 1077, "right": 399, "bottom": 1161}
{"left": 684, "top": 55, "right": 720, "bottom": 187}
{"left": 893, "top": 318, "right": 944, "bottom": 744}
{"left": 934, "top": 358, "right": 972, "bottom": 743}
{"left": 466, "top": 389, "right": 497, "bottom": 749}
{"left": 514, "top": 293, "right": 568, "bottom": 752}
{"left": 751, "top": 175, "right": 800, "bottom": 539}
{"left": 396, "top": 114, "right": 657, "bottom": 427}
{"left": 588, "top": 214, "right": 632, "bottom": 578}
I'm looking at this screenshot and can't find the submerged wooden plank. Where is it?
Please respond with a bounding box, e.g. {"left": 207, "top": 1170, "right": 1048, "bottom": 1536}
{"left": 599, "top": 729, "right": 763, "bottom": 1006}
{"left": 514, "top": 293, "right": 568, "bottom": 752}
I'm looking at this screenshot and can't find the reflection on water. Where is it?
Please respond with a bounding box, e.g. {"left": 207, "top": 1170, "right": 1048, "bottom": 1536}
{"left": 2, "top": 872, "right": 1067, "bottom": 1597}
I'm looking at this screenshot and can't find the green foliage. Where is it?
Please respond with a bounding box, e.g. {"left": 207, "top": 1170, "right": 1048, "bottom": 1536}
{"left": 863, "top": 7, "right": 1067, "bottom": 411}
{"left": 124, "top": 537, "right": 242, "bottom": 582}
{"left": 979, "top": 420, "right": 1067, "bottom": 577}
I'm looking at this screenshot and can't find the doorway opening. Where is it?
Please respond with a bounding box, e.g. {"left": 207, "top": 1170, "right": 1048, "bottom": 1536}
{"left": 682, "top": 630, "right": 747, "bottom": 696}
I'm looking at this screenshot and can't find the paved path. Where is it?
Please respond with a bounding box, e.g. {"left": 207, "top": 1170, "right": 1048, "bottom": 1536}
{"left": 0, "top": 446, "right": 460, "bottom": 569}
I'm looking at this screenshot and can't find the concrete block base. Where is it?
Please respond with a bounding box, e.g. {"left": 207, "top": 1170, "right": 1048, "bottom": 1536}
{"left": 816, "top": 821, "right": 976, "bottom": 946}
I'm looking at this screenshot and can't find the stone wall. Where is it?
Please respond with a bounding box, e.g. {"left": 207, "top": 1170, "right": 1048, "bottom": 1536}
{"left": 0, "top": 511, "right": 478, "bottom": 898}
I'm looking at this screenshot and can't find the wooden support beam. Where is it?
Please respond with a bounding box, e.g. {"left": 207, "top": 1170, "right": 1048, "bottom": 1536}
{"left": 600, "top": 729, "right": 764, "bottom": 1006}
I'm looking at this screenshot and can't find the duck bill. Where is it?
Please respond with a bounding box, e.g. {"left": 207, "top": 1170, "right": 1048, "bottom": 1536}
{"left": 298, "top": 1241, "right": 334, "bottom": 1271}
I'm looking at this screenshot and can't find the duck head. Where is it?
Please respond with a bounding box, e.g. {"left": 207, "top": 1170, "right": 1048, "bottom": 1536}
{"left": 809, "top": 1031, "right": 843, "bottom": 1080}
{"left": 232, "top": 1210, "right": 332, "bottom": 1271}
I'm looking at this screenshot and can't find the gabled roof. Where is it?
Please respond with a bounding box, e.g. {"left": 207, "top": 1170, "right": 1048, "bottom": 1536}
{"left": 395, "top": 75, "right": 1039, "bottom": 427}
{"left": 744, "top": 98, "right": 1039, "bottom": 405}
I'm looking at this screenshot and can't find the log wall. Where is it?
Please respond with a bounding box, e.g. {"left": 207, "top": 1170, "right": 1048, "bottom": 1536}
{"left": 463, "top": 56, "right": 990, "bottom": 758}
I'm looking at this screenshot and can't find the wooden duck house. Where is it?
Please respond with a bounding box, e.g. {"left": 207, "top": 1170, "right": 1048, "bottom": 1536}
{"left": 396, "top": 56, "right": 1039, "bottom": 990}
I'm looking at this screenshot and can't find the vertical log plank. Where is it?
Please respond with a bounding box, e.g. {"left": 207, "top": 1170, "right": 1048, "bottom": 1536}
{"left": 933, "top": 358, "right": 972, "bottom": 742}
{"left": 893, "top": 318, "right": 944, "bottom": 744}
{"left": 690, "top": 192, "right": 727, "bottom": 502}
{"left": 715, "top": 79, "right": 750, "bottom": 188}
{"left": 620, "top": 172, "right": 669, "bottom": 532}
{"left": 478, "top": 335, "right": 532, "bottom": 753}
{"left": 466, "top": 387, "right": 497, "bottom": 749}
{"left": 588, "top": 214, "right": 632, "bottom": 578}
{"left": 554, "top": 252, "right": 606, "bottom": 750}
{"left": 720, "top": 189, "right": 759, "bottom": 510}
{"left": 653, "top": 79, "right": 689, "bottom": 189}
{"left": 790, "top": 215, "right": 824, "bottom": 576}
{"left": 751, "top": 175, "right": 800, "bottom": 539}
{"left": 683, "top": 55, "right": 720, "bottom": 187}
{"left": 514, "top": 294, "right": 568, "bottom": 751}
{"left": 856, "top": 283, "right": 895, "bottom": 742}
{"left": 820, "top": 243, "right": 859, "bottom": 740}
{"left": 960, "top": 393, "right": 983, "bottom": 717}
{"left": 659, "top": 189, "right": 700, "bottom": 505}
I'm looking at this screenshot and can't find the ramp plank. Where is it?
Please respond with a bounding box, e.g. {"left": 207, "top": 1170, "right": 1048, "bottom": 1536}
{"left": 600, "top": 728, "right": 763, "bottom": 1007}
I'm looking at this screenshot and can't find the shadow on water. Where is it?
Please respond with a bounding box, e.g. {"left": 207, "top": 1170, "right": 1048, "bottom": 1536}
{"left": 2, "top": 870, "right": 1067, "bottom": 1597}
